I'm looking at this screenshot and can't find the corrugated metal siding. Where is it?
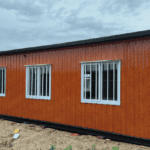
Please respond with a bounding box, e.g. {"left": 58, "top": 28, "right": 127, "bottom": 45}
{"left": 0, "top": 37, "right": 150, "bottom": 139}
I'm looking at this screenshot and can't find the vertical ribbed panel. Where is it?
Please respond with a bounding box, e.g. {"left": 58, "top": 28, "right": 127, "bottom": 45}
{"left": 53, "top": 50, "right": 59, "bottom": 123}
{"left": 19, "top": 54, "right": 23, "bottom": 118}
{"left": 0, "top": 37, "right": 150, "bottom": 140}
{"left": 61, "top": 49, "right": 66, "bottom": 125}
{"left": 55, "top": 49, "right": 63, "bottom": 124}
{"left": 76, "top": 46, "right": 85, "bottom": 128}
{"left": 16, "top": 54, "right": 20, "bottom": 117}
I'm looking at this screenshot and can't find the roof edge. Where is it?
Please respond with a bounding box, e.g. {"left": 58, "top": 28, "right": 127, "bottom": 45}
{"left": 1, "top": 29, "right": 150, "bottom": 55}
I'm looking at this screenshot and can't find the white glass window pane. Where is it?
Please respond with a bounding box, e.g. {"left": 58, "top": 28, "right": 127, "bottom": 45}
{"left": 47, "top": 66, "right": 49, "bottom": 96}
{"left": 83, "top": 64, "right": 86, "bottom": 99}
{"left": 33, "top": 67, "right": 37, "bottom": 96}
{"left": 29, "top": 68, "right": 32, "bottom": 95}
{"left": 83, "top": 78, "right": 86, "bottom": 99}
{"left": 115, "top": 63, "right": 117, "bottom": 100}
{"left": 108, "top": 63, "right": 113, "bottom": 101}
{"left": 86, "top": 79, "right": 90, "bottom": 99}
{"left": 39, "top": 67, "right": 42, "bottom": 96}
{"left": 97, "top": 64, "right": 99, "bottom": 100}
{"left": 43, "top": 66, "right": 46, "bottom": 96}
{"left": 102, "top": 63, "right": 107, "bottom": 100}
{"left": 113, "top": 62, "right": 115, "bottom": 101}
{"left": 86, "top": 65, "right": 90, "bottom": 74}
{"left": 31, "top": 67, "right": 33, "bottom": 95}
{"left": 2, "top": 69, "right": 5, "bottom": 94}
{"left": 91, "top": 64, "right": 99, "bottom": 100}
{"left": 36, "top": 67, "right": 37, "bottom": 95}
{"left": 90, "top": 64, "right": 91, "bottom": 100}
{"left": 2, "top": 68, "right": 3, "bottom": 94}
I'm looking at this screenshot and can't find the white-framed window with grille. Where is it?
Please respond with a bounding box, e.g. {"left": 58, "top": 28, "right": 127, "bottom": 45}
{"left": 25, "top": 64, "right": 51, "bottom": 100}
{"left": 0, "top": 67, "right": 6, "bottom": 97}
{"left": 81, "top": 60, "right": 121, "bottom": 105}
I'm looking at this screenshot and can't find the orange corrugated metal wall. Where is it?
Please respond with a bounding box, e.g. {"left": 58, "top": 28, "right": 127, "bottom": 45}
{"left": 0, "top": 37, "right": 150, "bottom": 139}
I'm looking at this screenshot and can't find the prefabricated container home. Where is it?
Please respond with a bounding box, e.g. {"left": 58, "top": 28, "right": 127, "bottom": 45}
{"left": 0, "top": 29, "right": 150, "bottom": 140}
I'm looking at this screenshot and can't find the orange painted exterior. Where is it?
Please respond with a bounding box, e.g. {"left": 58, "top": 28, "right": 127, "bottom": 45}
{"left": 0, "top": 36, "right": 150, "bottom": 140}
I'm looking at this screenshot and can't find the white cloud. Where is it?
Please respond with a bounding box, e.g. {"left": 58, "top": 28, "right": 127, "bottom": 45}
{"left": 0, "top": 0, "right": 150, "bottom": 51}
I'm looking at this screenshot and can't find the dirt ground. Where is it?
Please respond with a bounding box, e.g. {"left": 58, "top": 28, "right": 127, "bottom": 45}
{"left": 0, "top": 119, "right": 150, "bottom": 150}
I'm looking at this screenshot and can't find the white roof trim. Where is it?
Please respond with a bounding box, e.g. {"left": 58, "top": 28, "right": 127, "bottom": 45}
{"left": 80, "top": 59, "right": 121, "bottom": 63}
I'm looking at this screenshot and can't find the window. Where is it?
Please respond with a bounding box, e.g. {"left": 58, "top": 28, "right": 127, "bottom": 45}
{"left": 0, "top": 67, "right": 6, "bottom": 96}
{"left": 81, "top": 60, "right": 121, "bottom": 105}
{"left": 26, "top": 65, "right": 51, "bottom": 100}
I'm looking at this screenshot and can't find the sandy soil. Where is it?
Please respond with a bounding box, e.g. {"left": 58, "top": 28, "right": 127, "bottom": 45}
{"left": 0, "top": 119, "right": 149, "bottom": 150}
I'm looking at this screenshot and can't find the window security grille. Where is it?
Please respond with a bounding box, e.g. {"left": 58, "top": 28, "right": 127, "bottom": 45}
{"left": 0, "top": 67, "right": 6, "bottom": 96}
{"left": 81, "top": 60, "right": 121, "bottom": 105}
{"left": 26, "top": 65, "right": 51, "bottom": 100}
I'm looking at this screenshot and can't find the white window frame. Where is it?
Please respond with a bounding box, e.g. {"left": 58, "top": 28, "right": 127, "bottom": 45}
{"left": 0, "top": 67, "right": 6, "bottom": 97}
{"left": 81, "top": 60, "right": 121, "bottom": 106}
{"left": 25, "top": 64, "right": 51, "bottom": 100}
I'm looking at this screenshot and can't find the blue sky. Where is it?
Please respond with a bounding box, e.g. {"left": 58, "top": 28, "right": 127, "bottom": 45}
{"left": 0, "top": 0, "right": 150, "bottom": 51}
